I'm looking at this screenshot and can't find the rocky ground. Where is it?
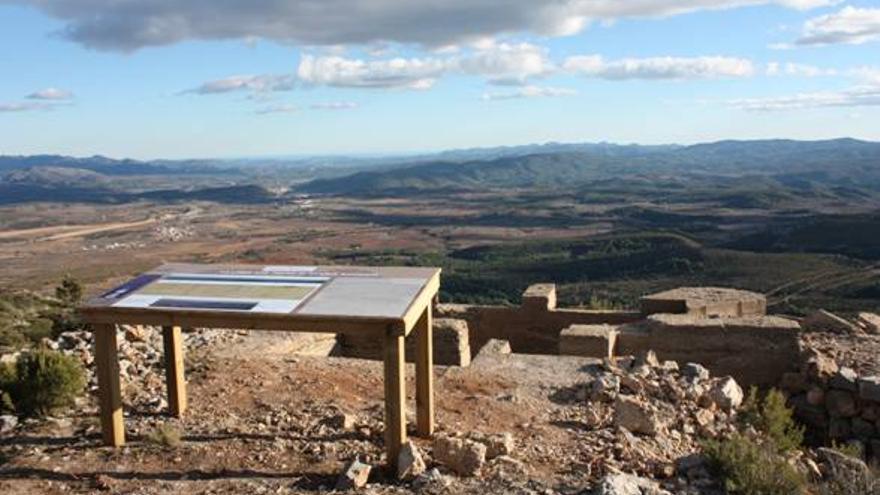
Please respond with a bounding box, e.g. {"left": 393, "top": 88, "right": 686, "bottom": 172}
{"left": 0, "top": 323, "right": 866, "bottom": 494}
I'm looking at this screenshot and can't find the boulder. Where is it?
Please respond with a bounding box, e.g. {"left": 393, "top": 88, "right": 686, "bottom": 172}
{"left": 707, "top": 377, "right": 744, "bottom": 411}
{"left": 859, "top": 376, "right": 880, "bottom": 403}
{"left": 593, "top": 473, "right": 672, "bottom": 495}
{"left": 336, "top": 458, "right": 371, "bottom": 490}
{"left": 614, "top": 395, "right": 665, "bottom": 436}
{"left": 856, "top": 313, "right": 880, "bottom": 334}
{"left": 803, "top": 310, "right": 861, "bottom": 334}
{"left": 483, "top": 432, "right": 515, "bottom": 459}
{"left": 328, "top": 413, "right": 356, "bottom": 430}
{"left": 826, "top": 390, "right": 858, "bottom": 418}
{"left": 397, "top": 441, "right": 426, "bottom": 480}
{"left": 830, "top": 367, "right": 859, "bottom": 392}
{"left": 0, "top": 414, "right": 18, "bottom": 434}
{"left": 433, "top": 435, "right": 487, "bottom": 477}
{"left": 806, "top": 353, "right": 839, "bottom": 380}
{"left": 682, "top": 363, "right": 710, "bottom": 382}
{"left": 591, "top": 373, "right": 622, "bottom": 402}
{"left": 817, "top": 447, "right": 873, "bottom": 488}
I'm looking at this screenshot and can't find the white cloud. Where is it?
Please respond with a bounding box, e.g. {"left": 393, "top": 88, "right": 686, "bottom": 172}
{"left": 0, "top": 101, "right": 56, "bottom": 112}
{"left": 564, "top": 55, "right": 754, "bottom": 80}
{"left": 309, "top": 101, "right": 359, "bottom": 110}
{"left": 255, "top": 104, "right": 298, "bottom": 115}
{"left": 459, "top": 42, "right": 553, "bottom": 85}
{"left": 183, "top": 74, "right": 295, "bottom": 95}
{"left": 731, "top": 86, "right": 880, "bottom": 111}
{"left": 7, "top": 0, "right": 839, "bottom": 52}
{"left": 26, "top": 87, "right": 74, "bottom": 100}
{"left": 766, "top": 62, "right": 837, "bottom": 77}
{"left": 482, "top": 85, "right": 577, "bottom": 100}
{"left": 297, "top": 55, "right": 446, "bottom": 90}
{"left": 796, "top": 6, "right": 880, "bottom": 46}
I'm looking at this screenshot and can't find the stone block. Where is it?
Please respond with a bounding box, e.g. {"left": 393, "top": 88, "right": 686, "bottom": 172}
{"left": 826, "top": 390, "right": 858, "bottom": 418}
{"left": 640, "top": 287, "right": 766, "bottom": 318}
{"left": 559, "top": 324, "right": 618, "bottom": 359}
{"left": 521, "top": 283, "right": 557, "bottom": 311}
{"left": 857, "top": 313, "right": 880, "bottom": 334}
{"left": 803, "top": 309, "right": 861, "bottom": 334}
{"left": 859, "top": 376, "right": 880, "bottom": 402}
{"left": 830, "top": 367, "right": 859, "bottom": 392}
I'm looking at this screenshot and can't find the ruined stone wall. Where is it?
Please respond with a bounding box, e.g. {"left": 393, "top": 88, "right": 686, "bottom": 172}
{"left": 436, "top": 284, "right": 640, "bottom": 355}
{"left": 337, "top": 318, "right": 471, "bottom": 366}
{"left": 616, "top": 314, "right": 802, "bottom": 387}
{"left": 782, "top": 352, "right": 880, "bottom": 455}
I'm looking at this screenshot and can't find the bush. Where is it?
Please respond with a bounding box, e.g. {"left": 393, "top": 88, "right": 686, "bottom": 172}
{"left": 704, "top": 433, "right": 806, "bottom": 495}
{"left": 2, "top": 349, "right": 85, "bottom": 417}
{"left": 146, "top": 423, "right": 182, "bottom": 448}
{"left": 703, "top": 387, "right": 809, "bottom": 494}
{"left": 739, "top": 387, "right": 804, "bottom": 453}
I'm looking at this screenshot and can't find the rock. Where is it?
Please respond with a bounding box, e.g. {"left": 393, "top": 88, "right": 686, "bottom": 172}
{"left": 413, "top": 468, "right": 451, "bottom": 490}
{"left": 483, "top": 432, "right": 515, "bottom": 459}
{"left": 859, "top": 376, "right": 880, "bottom": 402}
{"left": 806, "top": 352, "right": 839, "bottom": 380}
{"left": 397, "top": 441, "right": 426, "bottom": 480}
{"left": 828, "top": 418, "right": 851, "bottom": 439}
{"left": 488, "top": 455, "right": 528, "bottom": 476}
{"left": 807, "top": 386, "right": 825, "bottom": 406}
{"left": 817, "top": 447, "right": 872, "bottom": 485}
{"left": 477, "top": 339, "right": 511, "bottom": 356}
{"left": 591, "top": 373, "right": 621, "bottom": 402}
{"left": 830, "top": 367, "right": 859, "bottom": 392}
{"left": 826, "top": 390, "right": 858, "bottom": 418}
{"left": 681, "top": 363, "right": 709, "bottom": 382}
{"left": 0, "top": 414, "right": 18, "bottom": 434}
{"left": 635, "top": 350, "right": 660, "bottom": 368}
{"left": 856, "top": 312, "right": 880, "bottom": 334}
{"left": 707, "top": 377, "right": 743, "bottom": 411}
{"left": 781, "top": 372, "right": 808, "bottom": 393}
{"left": 123, "top": 325, "right": 149, "bottom": 342}
{"left": 803, "top": 309, "right": 861, "bottom": 334}
{"left": 659, "top": 360, "right": 679, "bottom": 372}
{"left": 593, "top": 473, "right": 672, "bottom": 495}
{"left": 336, "top": 458, "right": 371, "bottom": 490}
{"left": 328, "top": 413, "right": 356, "bottom": 430}
{"left": 852, "top": 417, "right": 876, "bottom": 438}
{"left": 433, "top": 435, "right": 487, "bottom": 476}
{"left": 614, "top": 395, "right": 664, "bottom": 436}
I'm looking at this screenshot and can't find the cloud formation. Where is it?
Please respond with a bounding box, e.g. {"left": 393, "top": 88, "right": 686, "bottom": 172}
{"left": 6, "top": 0, "right": 837, "bottom": 52}
{"left": 482, "top": 85, "right": 577, "bottom": 100}
{"left": 795, "top": 6, "right": 880, "bottom": 46}
{"left": 0, "top": 101, "right": 55, "bottom": 112}
{"left": 731, "top": 86, "right": 880, "bottom": 110}
{"left": 564, "top": 55, "right": 754, "bottom": 80}
{"left": 26, "top": 87, "right": 73, "bottom": 100}
{"left": 183, "top": 74, "right": 295, "bottom": 95}
{"left": 766, "top": 62, "right": 837, "bottom": 77}
{"left": 309, "top": 101, "right": 359, "bottom": 110}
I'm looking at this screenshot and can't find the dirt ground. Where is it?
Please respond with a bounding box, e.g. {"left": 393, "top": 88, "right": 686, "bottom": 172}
{"left": 0, "top": 334, "right": 606, "bottom": 494}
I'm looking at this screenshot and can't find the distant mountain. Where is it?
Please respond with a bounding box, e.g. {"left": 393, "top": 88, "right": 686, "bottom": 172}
{"left": 0, "top": 154, "right": 240, "bottom": 176}
{"left": 297, "top": 139, "right": 880, "bottom": 196}
{"left": 1, "top": 166, "right": 112, "bottom": 188}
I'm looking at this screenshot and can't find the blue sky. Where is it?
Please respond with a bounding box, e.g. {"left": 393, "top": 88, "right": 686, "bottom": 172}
{"left": 0, "top": 0, "right": 878, "bottom": 159}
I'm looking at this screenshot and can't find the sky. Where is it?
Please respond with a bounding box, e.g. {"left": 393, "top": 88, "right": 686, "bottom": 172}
{"left": 0, "top": 0, "right": 878, "bottom": 160}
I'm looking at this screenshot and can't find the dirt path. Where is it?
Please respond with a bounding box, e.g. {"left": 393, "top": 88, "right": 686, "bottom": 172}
{"left": 0, "top": 217, "right": 158, "bottom": 241}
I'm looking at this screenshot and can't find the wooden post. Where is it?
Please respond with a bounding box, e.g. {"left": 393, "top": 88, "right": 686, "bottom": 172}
{"left": 162, "top": 326, "right": 187, "bottom": 417}
{"left": 383, "top": 329, "right": 406, "bottom": 467}
{"left": 415, "top": 304, "right": 434, "bottom": 437}
{"left": 94, "top": 323, "right": 125, "bottom": 446}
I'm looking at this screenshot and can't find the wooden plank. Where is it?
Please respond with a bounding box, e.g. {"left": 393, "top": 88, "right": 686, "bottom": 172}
{"left": 80, "top": 308, "right": 400, "bottom": 334}
{"left": 415, "top": 304, "right": 434, "bottom": 437}
{"left": 398, "top": 270, "right": 441, "bottom": 336}
{"left": 383, "top": 329, "right": 407, "bottom": 467}
{"left": 93, "top": 323, "right": 125, "bottom": 446}
{"left": 162, "top": 326, "right": 187, "bottom": 417}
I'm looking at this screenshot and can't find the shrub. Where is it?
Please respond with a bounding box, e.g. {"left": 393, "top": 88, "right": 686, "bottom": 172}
{"left": 739, "top": 387, "right": 804, "bottom": 453}
{"left": 704, "top": 433, "right": 807, "bottom": 495}
{"left": 0, "top": 362, "right": 15, "bottom": 413}
{"left": 54, "top": 275, "right": 82, "bottom": 306}
{"left": 3, "top": 349, "right": 85, "bottom": 417}
{"left": 146, "top": 423, "right": 182, "bottom": 448}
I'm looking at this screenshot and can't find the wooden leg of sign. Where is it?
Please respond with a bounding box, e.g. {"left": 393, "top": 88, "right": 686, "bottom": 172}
{"left": 94, "top": 323, "right": 125, "bottom": 447}
{"left": 383, "top": 330, "right": 406, "bottom": 467}
{"left": 415, "top": 304, "right": 434, "bottom": 437}
{"left": 162, "top": 326, "right": 187, "bottom": 417}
